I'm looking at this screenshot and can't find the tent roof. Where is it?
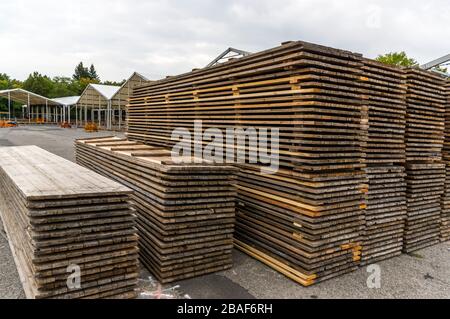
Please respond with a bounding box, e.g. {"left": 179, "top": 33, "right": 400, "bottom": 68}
{"left": 113, "top": 72, "right": 151, "bottom": 101}
{"left": 89, "top": 84, "right": 121, "bottom": 100}
{"left": 0, "top": 88, "right": 62, "bottom": 106}
{"left": 52, "top": 96, "right": 80, "bottom": 106}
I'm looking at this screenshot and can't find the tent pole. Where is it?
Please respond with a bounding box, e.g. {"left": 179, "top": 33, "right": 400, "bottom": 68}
{"left": 98, "top": 96, "right": 101, "bottom": 127}
{"left": 28, "top": 93, "right": 31, "bottom": 123}
{"left": 7, "top": 92, "right": 10, "bottom": 120}
{"left": 118, "top": 97, "right": 121, "bottom": 131}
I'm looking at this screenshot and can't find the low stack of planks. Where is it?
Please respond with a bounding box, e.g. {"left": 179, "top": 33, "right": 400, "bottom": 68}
{"left": 441, "top": 80, "right": 450, "bottom": 242}
{"left": 127, "top": 41, "right": 368, "bottom": 286}
{"left": 404, "top": 69, "right": 446, "bottom": 252}
{"left": 75, "top": 137, "right": 237, "bottom": 283}
{"left": 0, "top": 146, "right": 139, "bottom": 299}
{"left": 359, "top": 59, "right": 407, "bottom": 264}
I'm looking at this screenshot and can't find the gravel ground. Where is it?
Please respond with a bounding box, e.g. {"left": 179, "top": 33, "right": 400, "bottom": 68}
{"left": 0, "top": 125, "right": 449, "bottom": 299}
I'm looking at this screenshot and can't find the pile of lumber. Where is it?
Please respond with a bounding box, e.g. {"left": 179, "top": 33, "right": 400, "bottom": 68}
{"left": 127, "top": 41, "right": 367, "bottom": 285}
{"left": 404, "top": 69, "right": 446, "bottom": 252}
{"left": 75, "top": 137, "right": 237, "bottom": 283}
{"left": 359, "top": 59, "right": 407, "bottom": 264}
{"left": 441, "top": 80, "right": 450, "bottom": 242}
{"left": 0, "top": 146, "right": 139, "bottom": 299}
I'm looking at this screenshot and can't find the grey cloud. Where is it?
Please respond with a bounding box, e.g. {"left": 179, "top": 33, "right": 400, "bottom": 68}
{"left": 0, "top": 0, "right": 449, "bottom": 81}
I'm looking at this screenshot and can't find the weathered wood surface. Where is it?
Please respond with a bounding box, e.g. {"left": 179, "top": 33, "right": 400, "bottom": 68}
{"left": 0, "top": 146, "right": 139, "bottom": 299}
{"left": 75, "top": 137, "right": 237, "bottom": 283}
{"left": 359, "top": 59, "right": 408, "bottom": 264}
{"left": 0, "top": 145, "right": 131, "bottom": 200}
{"left": 125, "top": 41, "right": 368, "bottom": 285}
{"left": 441, "top": 80, "right": 450, "bottom": 242}
{"left": 403, "top": 69, "right": 446, "bottom": 252}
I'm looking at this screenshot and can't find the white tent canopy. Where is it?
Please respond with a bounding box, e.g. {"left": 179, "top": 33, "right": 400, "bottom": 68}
{"left": 52, "top": 96, "right": 80, "bottom": 106}
{"left": 0, "top": 88, "right": 63, "bottom": 122}
{"left": 0, "top": 88, "right": 62, "bottom": 106}
{"left": 76, "top": 72, "right": 151, "bottom": 130}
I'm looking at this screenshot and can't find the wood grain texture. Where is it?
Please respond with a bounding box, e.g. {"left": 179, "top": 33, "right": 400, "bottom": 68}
{"left": 0, "top": 146, "right": 139, "bottom": 299}
{"left": 75, "top": 137, "right": 237, "bottom": 283}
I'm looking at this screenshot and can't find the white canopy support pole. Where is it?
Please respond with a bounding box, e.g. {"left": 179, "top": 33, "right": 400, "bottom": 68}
{"left": 118, "top": 96, "right": 121, "bottom": 131}
{"left": 108, "top": 100, "right": 112, "bottom": 130}
{"left": 108, "top": 100, "right": 111, "bottom": 130}
{"left": 98, "top": 96, "right": 101, "bottom": 127}
{"left": 75, "top": 104, "right": 78, "bottom": 127}
{"left": 46, "top": 100, "right": 48, "bottom": 122}
{"left": 8, "top": 92, "right": 11, "bottom": 120}
{"left": 28, "top": 93, "right": 31, "bottom": 123}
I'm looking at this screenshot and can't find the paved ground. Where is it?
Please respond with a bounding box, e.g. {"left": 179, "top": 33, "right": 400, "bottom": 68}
{"left": 0, "top": 125, "right": 449, "bottom": 299}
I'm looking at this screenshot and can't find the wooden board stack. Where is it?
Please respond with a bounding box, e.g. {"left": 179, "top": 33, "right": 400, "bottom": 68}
{"left": 0, "top": 146, "right": 139, "bottom": 299}
{"left": 126, "top": 41, "right": 367, "bottom": 286}
{"left": 404, "top": 68, "right": 446, "bottom": 252}
{"left": 441, "top": 80, "right": 450, "bottom": 242}
{"left": 75, "top": 137, "right": 237, "bottom": 283}
{"left": 359, "top": 59, "right": 407, "bottom": 264}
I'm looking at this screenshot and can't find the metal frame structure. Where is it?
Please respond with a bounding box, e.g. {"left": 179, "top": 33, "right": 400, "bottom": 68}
{"left": 77, "top": 84, "right": 120, "bottom": 130}
{"left": 0, "top": 72, "right": 150, "bottom": 130}
{"left": 0, "top": 88, "right": 63, "bottom": 123}
{"left": 52, "top": 96, "right": 81, "bottom": 125}
{"left": 206, "top": 48, "right": 252, "bottom": 68}
{"left": 420, "top": 54, "right": 450, "bottom": 77}
{"left": 76, "top": 72, "right": 150, "bottom": 131}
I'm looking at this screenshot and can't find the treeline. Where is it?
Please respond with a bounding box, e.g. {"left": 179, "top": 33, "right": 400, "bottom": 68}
{"left": 0, "top": 62, "right": 126, "bottom": 113}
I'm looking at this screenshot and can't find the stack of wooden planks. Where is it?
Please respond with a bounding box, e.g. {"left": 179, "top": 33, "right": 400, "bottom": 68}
{"left": 441, "top": 80, "right": 450, "bottom": 242}
{"left": 404, "top": 69, "right": 446, "bottom": 252}
{"left": 75, "top": 136, "right": 237, "bottom": 283}
{"left": 0, "top": 146, "right": 139, "bottom": 299}
{"left": 126, "top": 41, "right": 367, "bottom": 286}
{"left": 359, "top": 59, "right": 407, "bottom": 264}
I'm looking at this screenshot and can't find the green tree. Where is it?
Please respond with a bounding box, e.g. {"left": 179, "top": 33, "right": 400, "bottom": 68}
{"left": 376, "top": 51, "right": 418, "bottom": 67}
{"left": 78, "top": 77, "right": 100, "bottom": 94}
{"left": 49, "top": 77, "right": 80, "bottom": 98}
{"left": 0, "top": 73, "right": 11, "bottom": 90}
{"left": 73, "top": 62, "right": 90, "bottom": 80}
{"left": 103, "top": 79, "right": 126, "bottom": 86}
{"left": 89, "top": 64, "right": 100, "bottom": 82}
{"left": 22, "top": 72, "right": 54, "bottom": 96}
{"left": 0, "top": 73, "right": 23, "bottom": 114}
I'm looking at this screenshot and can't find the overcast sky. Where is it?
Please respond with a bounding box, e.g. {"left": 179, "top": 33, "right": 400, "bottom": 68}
{"left": 0, "top": 0, "right": 449, "bottom": 81}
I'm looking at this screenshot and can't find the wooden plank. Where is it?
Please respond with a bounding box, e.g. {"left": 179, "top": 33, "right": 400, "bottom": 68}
{"left": 0, "top": 146, "right": 138, "bottom": 299}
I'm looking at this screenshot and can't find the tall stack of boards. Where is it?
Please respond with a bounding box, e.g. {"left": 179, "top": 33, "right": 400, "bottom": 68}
{"left": 124, "top": 40, "right": 449, "bottom": 285}
{"left": 127, "top": 41, "right": 369, "bottom": 286}
{"left": 359, "top": 58, "right": 407, "bottom": 264}
{"left": 1, "top": 41, "right": 448, "bottom": 295}
{"left": 404, "top": 69, "right": 446, "bottom": 252}
{"left": 441, "top": 80, "right": 450, "bottom": 242}
{"left": 0, "top": 146, "right": 139, "bottom": 299}
{"left": 75, "top": 137, "right": 237, "bottom": 283}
